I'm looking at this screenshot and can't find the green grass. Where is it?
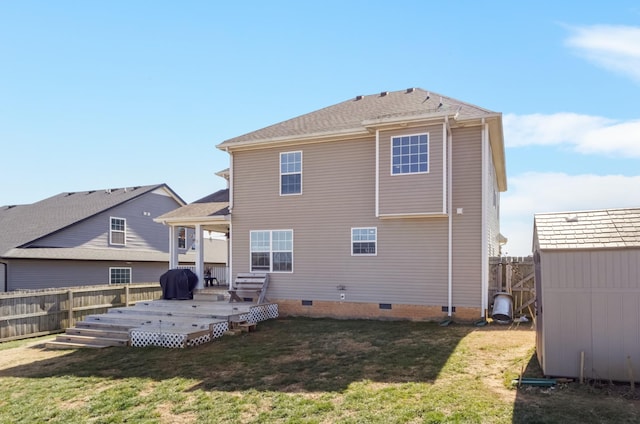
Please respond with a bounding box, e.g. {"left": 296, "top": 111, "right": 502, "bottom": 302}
{"left": 0, "top": 318, "right": 638, "bottom": 423}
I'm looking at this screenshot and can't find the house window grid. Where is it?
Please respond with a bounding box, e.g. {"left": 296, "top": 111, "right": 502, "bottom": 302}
{"left": 250, "top": 230, "right": 293, "bottom": 273}
{"left": 391, "top": 133, "right": 429, "bottom": 175}
{"left": 351, "top": 227, "right": 377, "bottom": 256}
{"left": 109, "top": 217, "right": 126, "bottom": 246}
{"left": 178, "top": 227, "right": 186, "bottom": 249}
{"left": 280, "top": 151, "right": 302, "bottom": 195}
{"left": 109, "top": 267, "right": 132, "bottom": 284}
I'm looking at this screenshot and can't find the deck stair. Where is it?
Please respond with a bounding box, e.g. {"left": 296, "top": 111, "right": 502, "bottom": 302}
{"left": 45, "top": 297, "right": 278, "bottom": 349}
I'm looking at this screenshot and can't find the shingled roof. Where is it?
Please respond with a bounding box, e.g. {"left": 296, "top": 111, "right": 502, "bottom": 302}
{"left": 217, "top": 88, "right": 499, "bottom": 147}
{"left": 0, "top": 184, "right": 183, "bottom": 256}
{"left": 534, "top": 208, "right": 640, "bottom": 250}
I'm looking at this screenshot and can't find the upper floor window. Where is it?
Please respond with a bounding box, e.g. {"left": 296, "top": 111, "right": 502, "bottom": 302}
{"left": 391, "top": 134, "right": 428, "bottom": 175}
{"left": 280, "top": 151, "right": 302, "bottom": 195}
{"left": 110, "top": 217, "right": 126, "bottom": 245}
{"left": 109, "top": 267, "right": 131, "bottom": 284}
{"left": 352, "top": 227, "right": 377, "bottom": 256}
{"left": 250, "top": 230, "right": 293, "bottom": 272}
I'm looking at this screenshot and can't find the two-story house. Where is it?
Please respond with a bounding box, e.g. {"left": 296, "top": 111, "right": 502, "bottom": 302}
{"left": 0, "top": 184, "right": 226, "bottom": 291}
{"left": 216, "top": 88, "right": 506, "bottom": 321}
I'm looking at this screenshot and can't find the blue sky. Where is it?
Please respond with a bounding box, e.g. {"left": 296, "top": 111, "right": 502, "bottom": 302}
{"left": 1, "top": 1, "right": 639, "bottom": 256}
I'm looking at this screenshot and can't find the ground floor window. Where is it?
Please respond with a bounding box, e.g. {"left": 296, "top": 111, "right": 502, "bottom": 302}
{"left": 250, "top": 230, "right": 293, "bottom": 272}
{"left": 352, "top": 227, "right": 377, "bottom": 255}
{"left": 109, "top": 267, "right": 132, "bottom": 284}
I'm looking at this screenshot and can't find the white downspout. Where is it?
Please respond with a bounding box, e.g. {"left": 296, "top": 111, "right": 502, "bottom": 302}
{"left": 481, "top": 119, "right": 489, "bottom": 316}
{"left": 446, "top": 117, "right": 453, "bottom": 317}
{"left": 227, "top": 148, "right": 234, "bottom": 289}
{"left": 375, "top": 129, "right": 380, "bottom": 217}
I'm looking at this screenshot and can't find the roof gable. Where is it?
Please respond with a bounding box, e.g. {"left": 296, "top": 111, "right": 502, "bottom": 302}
{"left": 0, "top": 184, "right": 182, "bottom": 255}
{"left": 534, "top": 208, "right": 640, "bottom": 250}
{"left": 217, "top": 88, "right": 498, "bottom": 147}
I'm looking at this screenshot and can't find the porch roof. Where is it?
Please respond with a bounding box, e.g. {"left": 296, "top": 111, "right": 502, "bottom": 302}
{"left": 154, "top": 189, "right": 230, "bottom": 233}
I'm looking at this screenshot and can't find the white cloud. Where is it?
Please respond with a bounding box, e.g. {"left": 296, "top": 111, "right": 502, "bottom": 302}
{"left": 500, "top": 172, "right": 640, "bottom": 256}
{"left": 503, "top": 113, "right": 640, "bottom": 157}
{"left": 565, "top": 24, "right": 640, "bottom": 83}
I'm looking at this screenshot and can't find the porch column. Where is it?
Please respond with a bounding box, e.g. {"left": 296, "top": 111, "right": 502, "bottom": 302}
{"left": 194, "top": 224, "right": 204, "bottom": 289}
{"left": 169, "top": 225, "right": 179, "bottom": 269}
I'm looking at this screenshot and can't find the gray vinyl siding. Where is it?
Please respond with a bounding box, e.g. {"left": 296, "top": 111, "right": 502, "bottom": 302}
{"left": 6, "top": 259, "right": 168, "bottom": 290}
{"left": 378, "top": 124, "right": 445, "bottom": 215}
{"left": 30, "top": 192, "right": 182, "bottom": 253}
{"left": 232, "top": 137, "right": 450, "bottom": 306}
{"left": 451, "top": 127, "right": 483, "bottom": 307}
{"left": 538, "top": 249, "right": 640, "bottom": 381}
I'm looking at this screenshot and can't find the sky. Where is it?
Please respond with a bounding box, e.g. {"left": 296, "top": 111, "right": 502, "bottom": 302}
{"left": 1, "top": 1, "right": 639, "bottom": 256}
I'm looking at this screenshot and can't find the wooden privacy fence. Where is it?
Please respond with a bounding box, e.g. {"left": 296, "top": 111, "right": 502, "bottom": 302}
{"left": 489, "top": 256, "right": 535, "bottom": 318}
{"left": 0, "top": 283, "right": 162, "bottom": 342}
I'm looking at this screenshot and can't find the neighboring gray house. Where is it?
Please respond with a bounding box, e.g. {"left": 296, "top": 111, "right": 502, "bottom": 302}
{"left": 0, "top": 184, "right": 225, "bottom": 291}
{"left": 533, "top": 208, "right": 640, "bottom": 382}
{"left": 214, "top": 88, "right": 507, "bottom": 321}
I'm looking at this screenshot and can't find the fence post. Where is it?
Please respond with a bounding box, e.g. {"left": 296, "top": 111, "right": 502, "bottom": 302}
{"left": 67, "top": 289, "right": 74, "bottom": 328}
{"left": 125, "top": 285, "right": 130, "bottom": 307}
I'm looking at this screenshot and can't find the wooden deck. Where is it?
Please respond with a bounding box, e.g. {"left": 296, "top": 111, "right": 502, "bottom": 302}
{"left": 46, "top": 289, "right": 278, "bottom": 349}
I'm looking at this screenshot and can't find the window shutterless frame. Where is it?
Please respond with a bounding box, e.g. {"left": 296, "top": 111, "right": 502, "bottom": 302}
{"left": 280, "top": 151, "right": 302, "bottom": 195}
{"left": 109, "top": 217, "right": 126, "bottom": 246}
{"left": 351, "top": 227, "right": 377, "bottom": 256}
{"left": 250, "top": 229, "right": 294, "bottom": 272}
{"left": 390, "top": 133, "right": 429, "bottom": 175}
{"left": 109, "top": 267, "right": 132, "bottom": 284}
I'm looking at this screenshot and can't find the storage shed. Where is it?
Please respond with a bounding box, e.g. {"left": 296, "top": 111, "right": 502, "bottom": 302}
{"left": 533, "top": 208, "right": 640, "bottom": 382}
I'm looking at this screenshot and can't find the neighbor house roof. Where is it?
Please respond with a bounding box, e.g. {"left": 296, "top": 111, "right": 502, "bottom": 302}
{"left": 0, "top": 184, "right": 184, "bottom": 256}
{"left": 534, "top": 208, "right": 640, "bottom": 250}
{"left": 216, "top": 88, "right": 506, "bottom": 191}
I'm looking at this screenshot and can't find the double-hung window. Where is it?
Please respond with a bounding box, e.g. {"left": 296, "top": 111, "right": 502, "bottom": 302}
{"left": 109, "top": 267, "right": 131, "bottom": 284}
{"left": 178, "top": 227, "right": 186, "bottom": 249}
{"left": 280, "top": 151, "right": 302, "bottom": 195}
{"left": 352, "top": 227, "right": 377, "bottom": 255}
{"left": 250, "top": 230, "right": 293, "bottom": 272}
{"left": 391, "top": 133, "right": 428, "bottom": 174}
{"left": 110, "top": 217, "right": 126, "bottom": 245}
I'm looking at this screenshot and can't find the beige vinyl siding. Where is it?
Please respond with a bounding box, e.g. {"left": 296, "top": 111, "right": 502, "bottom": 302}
{"left": 451, "top": 126, "right": 483, "bottom": 307}
{"left": 539, "top": 249, "right": 640, "bottom": 381}
{"left": 378, "top": 124, "right": 444, "bottom": 216}
{"left": 232, "top": 136, "right": 449, "bottom": 306}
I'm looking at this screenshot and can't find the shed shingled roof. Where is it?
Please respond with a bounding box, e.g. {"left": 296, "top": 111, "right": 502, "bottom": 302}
{"left": 0, "top": 184, "right": 182, "bottom": 256}
{"left": 534, "top": 208, "right": 640, "bottom": 250}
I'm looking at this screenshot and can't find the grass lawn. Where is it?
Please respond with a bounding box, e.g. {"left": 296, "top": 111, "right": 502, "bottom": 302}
{"left": 0, "top": 318, "right": 638, "bottom": 423}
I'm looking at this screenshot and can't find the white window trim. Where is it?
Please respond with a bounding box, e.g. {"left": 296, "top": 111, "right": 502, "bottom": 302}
{"left": 250, "top": 229, "right": 294, "bottom": 273}
{"left": 390, "top": 132, "right": 429, "bottom": 176}
{"left": 109, "top": 217, "right": 126, "bottom": 246}
{"left": 279, "top": 151, "right": 303, "bottom": 196}
{"left": 109, "top": 267, "right": 132, "bottom": 284}
{"left": 351, "top": 227, "right": 378, "bottom": 256}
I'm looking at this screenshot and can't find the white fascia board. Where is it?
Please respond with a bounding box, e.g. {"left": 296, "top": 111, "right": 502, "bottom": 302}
{"left": 216, "top": 128, "right": 370, "bottom": 151}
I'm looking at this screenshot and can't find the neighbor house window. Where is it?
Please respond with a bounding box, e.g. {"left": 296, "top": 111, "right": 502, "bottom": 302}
{"left": 352, "top": 227, "right": 377, "bottom": 255}
{"left": 280, "top": 151, "right": 302, "bottom": 195}
{"left": 110, "top": 217, "right": 126, "bottom": 245}
{"left": 178, "top": 227, "right": 186, "bottom": 249}
{"left": 391, "top": 133, "right": 428, "bottom": 174}
{"left": 109, "top": 267, "right": 131, "bottom": 284}
{"left": 250, "top": 230, "right": 293, "bottom": 272}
